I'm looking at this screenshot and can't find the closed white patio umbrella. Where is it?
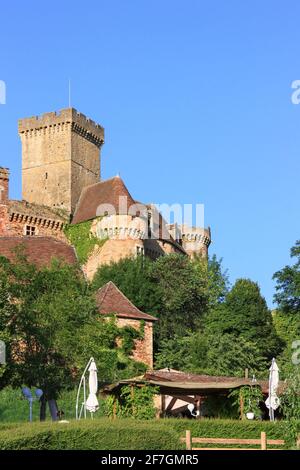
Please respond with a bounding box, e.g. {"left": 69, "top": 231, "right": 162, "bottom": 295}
{"left": 265, "top": 358, "right": 280, "bottom": 421}
{"left": 86, "top": 359, "right": 99, "bottom": 415}
{"left": 76, "top": 357, "right": 99, "bottom": 419}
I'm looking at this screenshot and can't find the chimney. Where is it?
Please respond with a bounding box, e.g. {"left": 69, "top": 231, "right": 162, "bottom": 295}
{"left": 0, "top": 167, "right": 9, "bottom": 205}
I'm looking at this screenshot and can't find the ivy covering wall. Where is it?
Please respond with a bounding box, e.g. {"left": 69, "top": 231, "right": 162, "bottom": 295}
{"left": 104, "top": 385, "right": 159, "bottom": 420}
{"left": 64, "top": 220, "right": 107, "bottom": 264}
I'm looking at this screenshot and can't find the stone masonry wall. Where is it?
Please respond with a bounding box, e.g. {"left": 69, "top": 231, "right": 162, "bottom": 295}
{"left": 83, "top": 238, "right": 145, "bottom": 280}
{"left": 0, "top": 168, "right": 9, "bottom": 235}
{"left": 19, "top": 108, "right": 104, "bottom": 215}
{"left": 116, "top": 317, "right": 154, "bottom": 369}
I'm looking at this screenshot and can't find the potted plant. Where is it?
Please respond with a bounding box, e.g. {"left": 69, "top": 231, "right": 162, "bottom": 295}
{"left": 230, "top": 385, "right": 263, "bottom": 420}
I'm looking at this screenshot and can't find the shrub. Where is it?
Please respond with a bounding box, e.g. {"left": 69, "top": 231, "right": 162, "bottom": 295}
{"left": 0, "top": 418, "right": 179, "bottom": 450}
{"left": 0, "top": 417, "right": 295, "bottom": 450}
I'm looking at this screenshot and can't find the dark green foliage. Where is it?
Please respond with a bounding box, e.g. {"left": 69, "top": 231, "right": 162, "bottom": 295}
{"left": 0, "top": 253, "right": 148, "bottom": 403}
{"left": 104, "top": 385, "right": 158, "bottom": 420}
{"left": 198, "top": 334, "right": 266, "bottom": 377}
{"left": 280, "top": 367, "right": 300, "bottom": 421}
{"left": 273, "top": 240, "right": 300, "bottom": 314}
{"left": 92, "top": 254, "right": 228, "bottom": 356}
{"left": 0, "top": 419, "right": 179, "bottom": 450}
{"left": 229, "top": 386, "right": 264, "bottom": 419}
{"left": 204, "top": 279, "right": 283, "bottom": 371}
{"left": 201, "top": 395, "right": 239, "bottom": 419}
{"left": 121, "top": 324, "right": 144, "bottom": 355}
{"left": 0, "top": 418, "right": 291, "bottom": 450}
{"left": 272, "top": 309, "right": 300, "bottom": 376}
{"left": 92, "top": 256, "right": 161, "bottom": 315}
{"left": 272, "top": 241, "right": 300, "bottom": 376}
{"left": 155, "top": 335, "right": 192, "bottom": 370}
{"left": 150, "top": 254, "right": 208, "bottom": 342}
{"left": 156, "top": 278, "right": 281, "bottom": 377}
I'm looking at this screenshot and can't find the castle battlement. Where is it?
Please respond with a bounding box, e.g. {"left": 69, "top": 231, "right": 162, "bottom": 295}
{"left": 19, "top": 108, "right": 105, "bottom": 215}
{"left": 18, "top": 108, "right": 104, "bottom": 146}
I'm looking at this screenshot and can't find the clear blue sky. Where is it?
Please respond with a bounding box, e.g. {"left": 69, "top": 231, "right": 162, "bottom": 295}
{"left": 0, "top": 1, "right": 299, "bottom": 307}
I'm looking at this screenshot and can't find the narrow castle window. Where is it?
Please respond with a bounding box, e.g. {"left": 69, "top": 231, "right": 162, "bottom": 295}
{"left": 25, "top": 225, "right": 36, "bottom": 236}
{"left": 147, "top": 212, "right": 152, "bottom": 239}
{"left": 45, "top": 172, "right": 48, "bottom": 179}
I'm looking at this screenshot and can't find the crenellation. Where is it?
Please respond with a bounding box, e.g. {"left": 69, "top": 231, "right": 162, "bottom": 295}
{"left": 19, "top": 107, "right": 105, "bottom": 215}
{"left": 18, "top": 108, "right": 104, "bottom": 142}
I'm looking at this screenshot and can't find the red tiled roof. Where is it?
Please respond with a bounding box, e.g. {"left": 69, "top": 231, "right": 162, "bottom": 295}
{"left": 0, "top": 237, "right": 77, "bottom": 267}
{"left": 95, "top": 281, "right": 158, "bottom": 322}
{"left": 72, "top": 176, "right": 137, "bottom": 225}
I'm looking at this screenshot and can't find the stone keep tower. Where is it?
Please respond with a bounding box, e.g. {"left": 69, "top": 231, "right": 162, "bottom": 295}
{"left": 19, "top": 108, "right": 104, "bottom": 215}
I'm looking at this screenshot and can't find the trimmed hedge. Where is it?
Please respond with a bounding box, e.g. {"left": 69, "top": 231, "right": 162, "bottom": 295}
{"left": 0, "top": 419, "right": 179, "bottom": 450}
{"left": 0, "top": 418, "right": 295, "bottom": 450}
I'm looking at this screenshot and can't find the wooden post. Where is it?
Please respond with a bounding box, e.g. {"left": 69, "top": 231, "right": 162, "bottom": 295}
{"left": 113, "top": 397, "right": 117, "bottom": 420}
{"left": 239, "top": 393, "right": 245, "bottom": 420}
{"left": 186, "top": 430, "right": 192, "bottom": 450}
{"left": 244, "top": 368, "right": 249, "bottom": 379}
{"left": 161, "top": 394, "right": 166, "bottom": 418}
{"left": 131, "top": 384, "right": 135, "bottom": 415}
{"left": 261, "top": 431, "right": 267, "bottom": 450}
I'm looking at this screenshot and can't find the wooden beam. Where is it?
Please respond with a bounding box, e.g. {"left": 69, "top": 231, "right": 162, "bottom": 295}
{"left": 161, "top": 394, "right": 166, "bottom": 417}
{"left": 166, "top": 396, "right": 177, "bottom": 411}
{"left": 186, "top": 430, "right": 191, "bottom": 450}
{"left": 261, "top": 432, "right": 267, "bottom": 450}
{"left": 191, "top": 438, "right": 262, "bottom": 445}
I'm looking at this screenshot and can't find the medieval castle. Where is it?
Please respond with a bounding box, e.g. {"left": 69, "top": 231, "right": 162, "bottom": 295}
{"left": 0, "top": 108, "right": 211, "bottom": 367}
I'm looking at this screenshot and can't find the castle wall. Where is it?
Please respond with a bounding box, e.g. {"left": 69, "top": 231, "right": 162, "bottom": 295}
{"left": 0, "top": 168, "right": 9, "bottom": 235}
{"left": 5, "top": 215, "right": 67, "bottom": 241}
{"left": 83, "top": 238, "right": 144, "bottom": 280}
{"left": 70, "top": 133, "right": 101, "bottom": 212}
{"left": 116, "top": 317, "right": 154, "bottom": 368}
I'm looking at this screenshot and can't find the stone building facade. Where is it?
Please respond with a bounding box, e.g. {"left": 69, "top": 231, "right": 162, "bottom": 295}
{"left": 95, "top": 281, "right": 157, "bottom": 368}
{"left": 1, "top": 108, "right": 211, "bottom": 271}
{"left": 0, "top": 107, "right": 212, "bottom": 368}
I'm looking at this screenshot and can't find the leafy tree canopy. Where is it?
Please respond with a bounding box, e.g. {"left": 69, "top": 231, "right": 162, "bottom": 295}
{"left": 273, "top": 240, "right": 300, "bottom": 314}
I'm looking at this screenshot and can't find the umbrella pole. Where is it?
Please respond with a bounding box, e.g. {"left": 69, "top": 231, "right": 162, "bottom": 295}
{"left": 83, "top": 376, "right": 86, "bottom": 419}
{"left": 75, "top": 357, "right": 93, "bottom": 420}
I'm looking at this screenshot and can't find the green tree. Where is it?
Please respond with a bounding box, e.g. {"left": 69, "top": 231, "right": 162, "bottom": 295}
{"left": 205, "top": 279, "right": 283, "bottom": 364}
{"left": 150, "top": 254, "right": 208, "bottom": 342}
{"left": 92, "top": 256, "right": 161, "bottom": 315}
{"left": 273, "top": 240, "right": 300, "bottom": 314}
{"left": 201, "top": 333, "right": 266, "bottom": 376}
{"left": 93, "top": 253, "right": 228, "bottom": 354}
{"left": 0, "top": 253, "right": 146, "bottom": 420}
{"left": 280, "top": 366, "right": 300, "bottom": 421}
{"left": 155, "top": 331, "right": 266, "bottom": 377}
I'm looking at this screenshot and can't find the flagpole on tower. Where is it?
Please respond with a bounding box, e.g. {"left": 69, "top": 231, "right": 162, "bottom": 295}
{"left": 68, "top": 79, "right": 71, "bottom": 108}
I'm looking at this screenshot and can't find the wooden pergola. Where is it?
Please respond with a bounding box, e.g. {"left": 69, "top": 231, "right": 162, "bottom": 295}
{"left": 102, "top": 368, "right": 282, "bottom": 419}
